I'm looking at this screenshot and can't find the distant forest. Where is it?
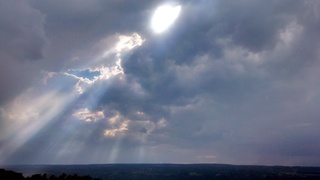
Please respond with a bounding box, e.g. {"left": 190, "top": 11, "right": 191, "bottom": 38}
{"left": 2, "top": 164, "right": 320, "bottom": 180}
{"left": 0, "top": 169, "right": 100, "bottom": 180}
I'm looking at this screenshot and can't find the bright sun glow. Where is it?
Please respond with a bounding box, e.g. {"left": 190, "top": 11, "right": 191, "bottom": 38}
{"left": 151, "top": 5, "right": 181, "bottom": 33}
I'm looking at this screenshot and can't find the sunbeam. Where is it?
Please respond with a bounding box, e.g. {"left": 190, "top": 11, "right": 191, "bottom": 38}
{"left": 0, "top": 33, "right": 144, "bottom": 164}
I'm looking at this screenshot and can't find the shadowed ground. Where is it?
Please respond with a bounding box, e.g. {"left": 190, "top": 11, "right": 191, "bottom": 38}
{"left": 1, "top": 164, "right": 320, "bottom": 179}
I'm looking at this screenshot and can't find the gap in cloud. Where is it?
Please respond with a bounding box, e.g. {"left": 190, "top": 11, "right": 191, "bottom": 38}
{"left": 151, "top": 5, "right": 181, "bottom": 33}
{"left": 67, "top": 69, "right": 101, "bottom": 81}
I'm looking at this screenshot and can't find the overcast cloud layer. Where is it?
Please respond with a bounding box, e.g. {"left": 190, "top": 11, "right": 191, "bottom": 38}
{"left": 1, "top": 0, "right": 320, "bottom": 166}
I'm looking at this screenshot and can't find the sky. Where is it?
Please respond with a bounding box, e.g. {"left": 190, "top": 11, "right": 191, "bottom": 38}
{"left": 1, "top": 0, "right": 320, "bottom": 166}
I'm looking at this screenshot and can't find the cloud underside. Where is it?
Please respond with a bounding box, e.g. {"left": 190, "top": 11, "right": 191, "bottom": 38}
{"left": 1, "top": 0, "right": 320, "bottom": 165}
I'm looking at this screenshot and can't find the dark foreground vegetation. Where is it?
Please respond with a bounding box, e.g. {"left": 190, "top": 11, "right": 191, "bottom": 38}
{"left": 1, "top": 164, "right": 320, "bottom": 179}
{"left": 0, "top": 169, "right": 99, "bottom": 180}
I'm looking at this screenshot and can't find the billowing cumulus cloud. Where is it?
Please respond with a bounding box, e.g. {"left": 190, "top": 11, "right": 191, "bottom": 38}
{"left": 1, "top": 0, "right": 320, "bottom": 166}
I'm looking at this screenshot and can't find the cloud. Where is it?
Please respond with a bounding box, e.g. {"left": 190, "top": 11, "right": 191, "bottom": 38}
{"left": 118, "top": 0, "right": 320, "bottom": 165}
{"left": 1, "top": 0, "right": 320, "bottom": 165}
{"left": 0, "top": 0, "right": 46, "bottom": 105}
{"left": 0, "top": 0, "right": 46, "bottom": 61}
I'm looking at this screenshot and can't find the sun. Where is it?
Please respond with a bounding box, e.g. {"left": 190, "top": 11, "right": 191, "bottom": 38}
{"left": 151, "top": 5, "right": 181, "bottom": 33}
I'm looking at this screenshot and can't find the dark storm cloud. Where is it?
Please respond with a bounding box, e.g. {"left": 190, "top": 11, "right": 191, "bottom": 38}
{"left": 0, "top": 0, "right": 46, "bottom": 105}
{"left": 0, "top": 0, "right": 46, "bottom": 61}
{"left": 1, "top": 0, "right": 320, "bottom": 165}
{"left": 29, "top": 0, "right": 159, "bottom": 71}
{"left": 116, "top": 0, "right": 320, "bottom": 164}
